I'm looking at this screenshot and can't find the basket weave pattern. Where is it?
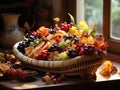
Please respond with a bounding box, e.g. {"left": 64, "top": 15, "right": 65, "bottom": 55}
{"left": 13, "top": 42, "right": 106, "bottom": 76}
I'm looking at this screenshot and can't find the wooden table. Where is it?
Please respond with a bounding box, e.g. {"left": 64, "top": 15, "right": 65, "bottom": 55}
{"left": 0, "top": 61, "right": 120, "bottom": 90}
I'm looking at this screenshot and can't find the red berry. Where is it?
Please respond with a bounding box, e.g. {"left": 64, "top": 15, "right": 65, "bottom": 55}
{"left": 79, "top": 47, "right": 86, "bottom": 55}
{"left": 93, "top": 41, "right": 98, "bottom": 47}
{"left": 58, "top": 75, "right": 66, "bottom": 83}
{"left": 54, "top": 36, "right": 61, "bottom": 42}
{"left": 31, "top": 30, "right": 40, "bottom": 37}
{"left": 112, "top": 65, "right": 117, "bottom": 71}
{"left": 52, "top": 78, "right": 58, "bottom": 84}
{"left": 45, "top": 72, "right": 51, "bottom": 77}
{"left": 34, "top": 54, "right": 40, "bottom": 60}
{"left": 31, "top": 31, "right": 37, "bottom": 36}
{"left": 54, "top": 24, "right": 61, "bottom": 30}
{"left": 83, "top": 33, "right": 89, "bottom": 37}
{"left": 51, "top": 74, "right": 57, "bottom": 80}
{"left": 41, "top": 77, "right": 46, "bottom": 82}
{"left": 60, "top": 22, "right": 70, "bottom": 32}
{"left": 68, "top": 23, "right": 72, "bottom": 28}
{"left": 100, "top": 41, "right": 109, "bottom": 51}
{"left": 9, "top": 68, "right": 17, "bottom": 78}
{"left": 21, "top": 71, "right": 28, "bottom": 80}
{"left": 34, "top": 50, "right": 49, "bottom": 60}
{"left": 70, "top": 22, "right": 73, "bottom": 26}
{"left": 16, "top": 69, "right": 23, "bottom": 75}
{"left": 58, "top": 77, "right": 63, "bottom": 83}
{"left": 60, "top": 23, "right": 64, "bottom": 27}
{"left": 99, "top": 34, "right": 103, "bottom": 38}
{"left": 97, "top": 34, "right": 103, "bottom": 40}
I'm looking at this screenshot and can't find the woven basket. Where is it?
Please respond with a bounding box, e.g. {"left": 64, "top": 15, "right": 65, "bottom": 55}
{"left": 13, "top": 42, "right": 106, "bottom": 76}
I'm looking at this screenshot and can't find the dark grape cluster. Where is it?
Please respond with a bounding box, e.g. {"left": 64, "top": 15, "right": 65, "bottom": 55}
{"left": 64, "top": 34, "right": 73, "bottom": 41}
{"left": 17, "top": 41, "right": 29, "bottom": 53}
{"left": 17, "top": 36, "right": 38, "bottom": 53}
{"left": 73, "top": 36, "right": 79, "bottom": 45}
{"left": 48, "top": 44, "right": 60, "bottom": 52}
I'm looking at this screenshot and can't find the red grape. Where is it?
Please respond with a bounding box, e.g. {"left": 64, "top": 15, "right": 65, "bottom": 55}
{"left": 52, "top": 78, "right": 58, "bottom": 84}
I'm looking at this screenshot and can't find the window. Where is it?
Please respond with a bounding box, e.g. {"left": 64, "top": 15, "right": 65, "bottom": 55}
{"left": 111, "top": 0, "right": 120, "bottom": 40}
{"left": 103, "top": 0, "right": 120, "bottom": 58}
{"left": 77, "top": 0, "right": 103, "bottom": 34}
{"left": 84, "top": 0, "right": 103, "bottom": 34}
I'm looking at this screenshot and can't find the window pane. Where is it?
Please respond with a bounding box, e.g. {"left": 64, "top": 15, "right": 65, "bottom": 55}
{"left": 84, "top": 0, "right": 103, "bottom": 34}
{"left": 111, "top": 0, "right": 120, "bottom": 40}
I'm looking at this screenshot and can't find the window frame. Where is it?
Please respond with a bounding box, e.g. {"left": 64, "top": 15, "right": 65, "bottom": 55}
{"left": 103, "top": 0, "right": 120, "bottom": 61}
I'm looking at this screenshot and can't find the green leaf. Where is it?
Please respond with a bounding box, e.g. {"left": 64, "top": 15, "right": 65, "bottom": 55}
{"left": 68, "top": 13, "right": 76, "bottom": 26}
{"left": 90, "top": 30, "right": 96, "bottom": 37}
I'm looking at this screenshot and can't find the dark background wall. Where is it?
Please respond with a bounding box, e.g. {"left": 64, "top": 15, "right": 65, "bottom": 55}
{"left": 0, "top": 0, "right": 76, "bottom": 23}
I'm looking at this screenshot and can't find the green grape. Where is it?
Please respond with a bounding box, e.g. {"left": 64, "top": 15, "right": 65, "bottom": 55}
{"left": 61, "top": 52, "right": 69, "bottom": 60}
{"left": 64, "top": 39, "right": 71, "bottom": 47}
{"left": 37, "top": 38, "right": 42, "bottom": 42}
{"left": 34, "top": 38, "right": 42, "bottom": 45}
{"left": 54, "top": 52, "right": 69, "bottom": 61}
{"left": 30, "top": 42, "right": 36, "bottom": 47}
{"left": 0, "top": 52, "right": 4, "bottom": 58}
{"left": 58, "top": 39, "right": 71, "bottom": 49}
{"left": 0, "top": 52, "right": 5, "bottom": 63}
{"left": 58, "top": 39, "right": 64, "bottom": 47}
{"left": 54, "top": 56, "right": 60, "bottom": 61}
{"left": 44, "top": 75, "right": 51, "bottom": 84}
{"left": 34, "top": 39, "right": 40, "bottom": 45}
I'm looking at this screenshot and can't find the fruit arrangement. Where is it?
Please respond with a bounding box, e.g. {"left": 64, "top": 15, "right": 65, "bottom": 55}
{"left": 100, "top": 60, "right": 118, "bottom": 77}
{"left": 13, "top": 14, "right": 107, "bottom": 77}
{"left": 17, "top": 14, "right": 108, "bottom": 61}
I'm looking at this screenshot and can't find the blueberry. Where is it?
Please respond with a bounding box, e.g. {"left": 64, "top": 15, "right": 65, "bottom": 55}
{"left": 68, "top": 49, "right": 77, "bottom": 58}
